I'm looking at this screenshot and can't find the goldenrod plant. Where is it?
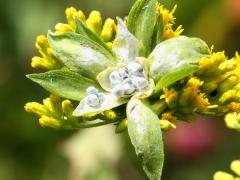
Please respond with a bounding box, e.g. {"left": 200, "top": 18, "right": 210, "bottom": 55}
{"left": 25, "top": 1, "right": 240, "bottom": 179}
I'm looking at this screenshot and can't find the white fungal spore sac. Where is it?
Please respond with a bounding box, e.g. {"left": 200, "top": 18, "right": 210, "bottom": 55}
{"left": 127, "top": 62, "right": 144, "bottom": 76}
{"left": 97, "top": 93, "right": 105, "bottom": 102}
{"left": 131, "top": 76, "right": 149, "bottom": 90}
{"left": 86, "top": 94, "right": 100, "bottom": 107}
{"left": 112, "top": 85, "right": 125, "bottom": 96}
{"left": 123, "top": 83, "right": 136, "bottom": 95}
{"left": 108, "top": 62, "right": 149, "bottom": 98}
{"left": 109, "top": 71, "right": 123, "bottom": 86}
{"left": 118, "top": 67, "right": 129, "bottom": 79}
{"left": 85, "top": 87, "right": 105, "bottom": 107}
{"left": 86, "top": 86, "right": 98, "bottom": 95}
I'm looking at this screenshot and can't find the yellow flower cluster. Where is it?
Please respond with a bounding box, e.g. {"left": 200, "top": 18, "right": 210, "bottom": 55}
{"left": 31, "top": 7, "right": 116, "bottom": 70}
{"left": 157, "top": 4, "right": 183, "bottom": 40}
{"left": 31, "top": 35, "right": 63, "bottom": 70}
{"left": 160, "top": 51, "right": 240, "bottom": 124}
{"left": 198, "top": 52, "right": 240, "bottom": 113}
{"left": 213, "top": 160, "right": 240, "bottom": 180}
{"left": 55, "top": 7, "right": 116, "bottom": 48}
{"left": 24, "top": 95, "right": 76, "bottom": 129}
{"left": 160, "top": 112, "right": 177, "bottom": 131}
{"left": 160, "top": 77, "right": 210, "bottom": 121}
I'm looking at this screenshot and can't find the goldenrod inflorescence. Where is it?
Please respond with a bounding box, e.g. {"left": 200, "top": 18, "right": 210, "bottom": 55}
{"left": 25, "top": 1, "right": 240, "bottom": 179}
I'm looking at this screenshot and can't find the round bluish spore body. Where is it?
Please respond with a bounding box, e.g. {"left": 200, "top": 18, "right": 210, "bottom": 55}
{"left": 109, "top": 62, "right": 149, "bottom": 97}
{"left": 85, "top": 87, "right": 105, "bottom": 107}
{"left": 87, "top": 86, "right": 98, "bottom": 94}
{"left": 131, "top": 76, "right": 148, "bottom": 90}
{"left": 127, "top": 62, "right": 143, "bottom": 76}
{"left": 122, "top": 83, "right": 136, "bottom": 95}
{"left": 86, "top": 94, "right": 100, "bottom": 107}
{"left": 109, "top": 71, "right": 123, "bottom": 86}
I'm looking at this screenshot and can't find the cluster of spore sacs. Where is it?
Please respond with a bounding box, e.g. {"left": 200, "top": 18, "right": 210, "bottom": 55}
{"left": 85, "top": 62, "right": 149, "bottom": 107}
{"left": 109, "top": 62, "right": 149, "bottom": 97}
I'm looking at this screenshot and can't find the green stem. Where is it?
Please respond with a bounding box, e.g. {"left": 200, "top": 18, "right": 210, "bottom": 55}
{"left": 151, "top": 100, "right": 167, "bottom": 115}
{"left": 62, "top": 120, "right": 117, "bottom": 130}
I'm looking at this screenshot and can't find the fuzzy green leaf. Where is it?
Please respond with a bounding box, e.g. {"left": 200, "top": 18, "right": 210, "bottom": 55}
{"left": 74, "top": 17, "right": 112, "bottom": 54}
{"left": 153, "top": 64, "right": 199, "bottom": 94}
{"left": 47, "top": 31, "right": 116, "bottom": 80}
{"left": 127, "top": 98, "right": 164, "bottom": 180}
{"left": 152, "top": 13, "right": 164, "bottom": 48}
{"left": 27, "top": 70, "right": 101, "bottom": 101}
{"left": 112, "top": 18, "right": 141, "bottom": 63}
{"left": 127, "top": 0, "right": 158, "bottom": 56}
{"left": 150, "top": 36, "right": 210, "bottom": 93}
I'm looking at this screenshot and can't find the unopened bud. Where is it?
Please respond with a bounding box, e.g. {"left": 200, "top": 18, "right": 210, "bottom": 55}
{"left": 24, "top": 102, "right": 49, "bottom": 116}
{"left": 104, "top": 110, "right": 117, "bottom": 120}
{"left": 231, "top": 160, "right": 240, "bottom": 176}
{"left": 55, "top": 23, "right": 73, "bottom": 32}
{"left": 39, "top": 115, "right": 62, "bottom": 129}
{"left": 225, "top": 112, "right": 240, "bottom": 131}
{"left": 218, "top": 75, "right": 238, "bottom": 94}
{"left": 86, "top": 11, "right": 102, "bottom": 35}
{"left": 101, "top": 18, "right": 116, "bottom": 42}
{"left": 213, "top": 171, "right": 234, "bottom": 180}
{"left": 115, "top": 118, "right": 128, "bottom": 133}
{"left": 62, "top": 100, "right": 74, "bottom": 117}
{"left": 219, "top": 90, "right": 237, "bottom": 104}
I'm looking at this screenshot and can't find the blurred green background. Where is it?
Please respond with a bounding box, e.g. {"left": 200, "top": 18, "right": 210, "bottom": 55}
{"left": 0, "top": 0, "right": 240, "bottom": 179}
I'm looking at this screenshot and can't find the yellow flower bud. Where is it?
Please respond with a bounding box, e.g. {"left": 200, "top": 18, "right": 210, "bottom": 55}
{"left": 24, "top": 102, "right": 49, "bottom": 116}
{"left": 31, "top": 56, "right": 59, "bottom": 70}
{"left": 39, "top": 115, "right": 62, "bottom": 129}
{"left": 86, "top": 11, "right": 102, "bottom": 35}
{"left": 104, "top": 110, "right": 117, "bottom": 120}
{"left": 49, "top": 94, "right": 62, "bottom": 116}
{"left": 219, "top": 90, "right": 237, "bottom": 104}
{"left": 160, "top": 120, "right": 176, "bottom": 131}
{"left": 33, "top": 35, "right": 62, "bottom": 70}
{"left": 204, "top": 81, "right": 218, "bottom": 94}
{"left": 213, "top": 171, "right": 235, "bottom": 180}
{"left": 115, "top": 118, "right": 128, "bottom": 133}
{"left": 36, "top": 35, "right": 48, "bottom": 48}
{"left": 101, "top": 18, "right": 116, "bottom": 42}
{"left": 218, "top": 75, "right": 239, "bottom": 94}
{"left": 62, "top": 100, "right": 74, "bottom": 117}
{"left": 225, "top": 112, "right": 240, "bottom": 130}
{"left": 231, "top": 160, "right": 240, "bottom": 176}
{"left": 218, "top": 59, "right": 237, "bottom": 73}
{"left": 162, "top": 88, "right": 179, "bottom": 108}
{"left": 199, "top": 52, "right": 226, "bottom": 75}
{"left": 65, "top": 7, "right": 77, "bottom": 27}
{"left": 55, "top": 23, "right": 73, "bottom": 32}
{"left": 106, "top": 42, "right": 113, "bottom": 49}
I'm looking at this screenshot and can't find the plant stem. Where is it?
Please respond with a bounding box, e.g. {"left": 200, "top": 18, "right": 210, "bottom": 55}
{"left": 151, "top": 100, "right": 167, "bottom": 115}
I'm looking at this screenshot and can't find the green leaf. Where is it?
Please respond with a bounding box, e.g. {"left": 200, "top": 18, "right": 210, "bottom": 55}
{"left": 152, "top": 13, "right": 164, "bottom": 48}
{"left": 74, "top": 17, "right": 113, "bottom": 55}
{"left": 72, "top": 93, "right": 127, "bottom": 117}
{"left": 153, "top": 64, "right": 198, "bottom": 94}
{"left": 127, "top": 98, "right": 164, "bottom": 180}
{"left": 47, "top": 31, "right": 116, "bottom": 80}
{"left": 27, "top": 70, "right": 101, "bottom": 101}
{"left": 127, "top": 0, "right": 158, "bottom": 56}
{"left": 149, "top": 36, "right": 210, "bottom": 93}
{"left": 112, "top": 18, "right": 141, "bottom": 63}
